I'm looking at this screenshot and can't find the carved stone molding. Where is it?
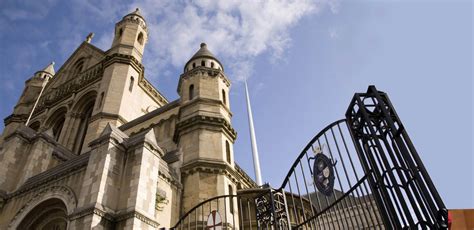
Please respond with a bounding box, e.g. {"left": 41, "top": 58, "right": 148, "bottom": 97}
{"left": 3, "top": 114, "right": 28, "bottom": 126}
{"left": 8, "top": 185, "right": 78, "bottom": 229}
{"left": 69, "top": 206, "right": 160, "bottom": 228}
{"left": 181, "top": 159, "right": 241, "bottom": 184}
{"left": 116, "top": 17, "right": 148, "bottom": 32}
{"left": 174, "top": 115, "right": 237, "bottom": 142}
{"left": 115, "top": 210, "right": 159, "bottom": 228}
{"left": 177, "top": 66, "right": 231, "bottom": 93}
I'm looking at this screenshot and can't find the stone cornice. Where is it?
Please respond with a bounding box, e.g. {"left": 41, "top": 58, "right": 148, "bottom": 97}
{"left": 177, "top": 66, "right": 231, "bottom": 93}
{"left": 139, "top": 77, "right": 168, "bottom": 105}
{"left": 180, "top": 159, "right": 242, "bottom": 184}
{"left": 69, "top": 206, "right": 159, "bottom": 228}
{"left": 103, "top": 52, "right": 144, "bottom": 73}
{"left": 235, "top": 163, "right": 258, "bottom": 188}
{"left": 179, "top": 97, "right": 233, "bottom": 118}
{"left": 3, "top": 114, "right": 28, "bottom": 126}
{"left": 89, "top": 111, "right": 128, "bottom": 125}
{"left": 115, "top": 210, "right": 159, "bottom": 227}
{"left": 173, "top": 115, "right": 237, "bottom": 143}
{"left": 116, "top": 17, "right": 148, "bottom": 33}
{"left": 68, "top": 205, "right": 114, "bottom": 222}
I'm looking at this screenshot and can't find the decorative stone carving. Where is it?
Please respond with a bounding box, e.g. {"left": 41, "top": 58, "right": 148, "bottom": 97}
{"left": 155, "top": 188, "right": 169, "bottom": 211}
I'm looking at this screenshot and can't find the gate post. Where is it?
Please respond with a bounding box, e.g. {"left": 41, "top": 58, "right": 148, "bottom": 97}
{"left": 345, "top": 86, "right": 447, "bottom": 229}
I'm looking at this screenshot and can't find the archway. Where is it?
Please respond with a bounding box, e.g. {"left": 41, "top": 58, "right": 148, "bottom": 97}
{"left": 17, "top": 198, "right": 68, "bottom": 229}
{"left": 8, "top": 186, "right": 77, "bottom": 230}
{"left": 45, "top": 107, "right": 68, "bottom": 142}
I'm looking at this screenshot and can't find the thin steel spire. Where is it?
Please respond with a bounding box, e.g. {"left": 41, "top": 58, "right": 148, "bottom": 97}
{"left": 244, "top": 79, "right": 263, "bottom": 186}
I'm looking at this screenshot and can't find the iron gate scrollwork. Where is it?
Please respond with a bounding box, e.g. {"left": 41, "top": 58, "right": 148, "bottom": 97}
{"left": 172, "top": 86, "right": 447, "bottom": 229}
{"left": 254, "top": 186, "right": 290, "bottom": 229}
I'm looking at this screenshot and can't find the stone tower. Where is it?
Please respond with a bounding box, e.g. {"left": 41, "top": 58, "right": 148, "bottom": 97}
{"left": 110, "top": 8, "right": 148, "bottom": 62}
{"left": 79, "top": 8, "right": 158, "bottom": 154}
{"left": 176, "top": 43, "right": 238, "bottom": 216}
{"left": 1, "top": 62, "right": 55, "bottom": 142}
{"left": 0, "top": 8, "right": 256, "bottom": 229}
{"left": 0, "top": 62, "right": 55, "bottom": 192}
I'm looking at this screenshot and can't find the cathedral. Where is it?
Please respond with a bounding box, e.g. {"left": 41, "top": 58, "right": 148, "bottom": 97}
{"left": 0, "top": 8, "right": 256, "bottom": 229}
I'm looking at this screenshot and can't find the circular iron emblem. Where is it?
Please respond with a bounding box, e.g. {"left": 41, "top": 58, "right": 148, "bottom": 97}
{"left": 313, "top": 154, "right": 335, "bottom": 196}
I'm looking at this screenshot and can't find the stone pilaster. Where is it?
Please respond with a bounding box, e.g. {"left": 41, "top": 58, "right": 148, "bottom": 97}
{"left": 70, "top": 123, "right": 128, "bottom": 229}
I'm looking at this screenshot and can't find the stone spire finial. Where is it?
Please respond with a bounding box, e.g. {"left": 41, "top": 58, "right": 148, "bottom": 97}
{"left": 86, "top": 32, "right": 94, "bottom": 43}
{"left": 42, "top": 62, "right": 55, "bottom": 76}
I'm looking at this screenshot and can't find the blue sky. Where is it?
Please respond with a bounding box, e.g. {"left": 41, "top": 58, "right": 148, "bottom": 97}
{"left": 0, "top": 0, "right": 472, "bottom": 208}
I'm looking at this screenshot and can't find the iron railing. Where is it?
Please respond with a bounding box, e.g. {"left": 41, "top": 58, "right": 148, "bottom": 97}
{"left": 171, "top": 86, "right": 447, "bottom": 229}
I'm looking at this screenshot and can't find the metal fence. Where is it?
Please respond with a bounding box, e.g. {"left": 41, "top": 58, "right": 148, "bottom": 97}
{"left": 171, "top": 86, "right": 447, "bottom": 230}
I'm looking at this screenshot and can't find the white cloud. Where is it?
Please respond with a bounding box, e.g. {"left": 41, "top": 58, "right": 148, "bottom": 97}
{"left": 100, "top": 0, "right": 340, "bottom": 82}
{"left": 56, "top": 0, "right": 339, "bottom": 82}
{"left": 1, "top": 0, "right": 58, "bottom": 21}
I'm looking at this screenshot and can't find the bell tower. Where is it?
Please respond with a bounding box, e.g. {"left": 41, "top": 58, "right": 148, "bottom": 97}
{"left": 176, "top": 43, "right": 238, "bottom": 218}
{"left": 110, "top": 8, "right": 148, "bottom": 62}
{"left": 76, "top": 8, "right": 156, "bottom": 153}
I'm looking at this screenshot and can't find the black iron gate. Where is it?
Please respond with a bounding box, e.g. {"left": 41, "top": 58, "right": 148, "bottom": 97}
{"left": 172, "top": 86, "right": 447, "bottom": 229}
{"left": 345, "top": 86, "right": 447, "bottom": 229}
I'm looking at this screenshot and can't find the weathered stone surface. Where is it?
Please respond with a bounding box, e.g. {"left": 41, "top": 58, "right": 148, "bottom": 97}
{"left": 0, "top": 8, "right": 256, "bottom": 230}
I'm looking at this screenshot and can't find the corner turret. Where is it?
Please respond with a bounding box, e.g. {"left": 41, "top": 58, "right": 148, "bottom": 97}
{"left": 110, "top": 8, "right": 148, "bottom": 62}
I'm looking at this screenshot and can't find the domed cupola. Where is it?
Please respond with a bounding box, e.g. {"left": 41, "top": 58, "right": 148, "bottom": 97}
{"left": 184, "top": 43, "right": 223, "bottom": 73}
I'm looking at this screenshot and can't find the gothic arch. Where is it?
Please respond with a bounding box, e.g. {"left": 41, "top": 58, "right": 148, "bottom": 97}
{"left": 44, "top": 106, "right": 68, "bottom": 141}
{"left": 69, "top": 90, "right": 97, "bottom": 153}
{"left": 8, "top": 186, "right": 77, "bottom": 230}
{"left": 71, "top": 57, "right": 85, "bottom": 76}
{"left": 28, "top": 120, "right": 41, "bottom": 132}
{"left": 71, "top": 90, "right": 97, "bottom": 113}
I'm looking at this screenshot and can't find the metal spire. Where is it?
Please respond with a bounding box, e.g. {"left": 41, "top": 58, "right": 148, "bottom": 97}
{"left": 244, "top": 79, "right": 263, "bottom": 186}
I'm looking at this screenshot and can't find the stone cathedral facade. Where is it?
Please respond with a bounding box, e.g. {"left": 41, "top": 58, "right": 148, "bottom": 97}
{"left": 0, "top": 9, "right": 256, "bottom": 229}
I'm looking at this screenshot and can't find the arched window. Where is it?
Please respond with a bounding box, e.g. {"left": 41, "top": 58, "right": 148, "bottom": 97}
{"left": 201, "top": 60, "right": 205, "bottom": 66}
{"left": 192, "top": 63, "right": 196, "bottom": 68}
{"left": 74, "top": 103, "right": 94, "bottom": 154}
{"left": 72, "top": 59, "right": 84, "bottom": 76}
{"left": 211, "top": 62, "right": 215, "bottom": 68}
{"left": 189, "top": 84, "right": 194, "bottom": 100}
{"left": 137, "top": 32, "right": 144, "bottom": 45}
{"left": 52, "top": 117, "right": 65, "bottom": 141}
{"left": 228, "top": 185, "right": 234, "bottom": 213}
{"left": 222, "top": 89, "right": 227, "bottom": 105}
{"left": 226, "top": 140, "right": 231, "bottom": 163}
{"left": 129, "top": 77, "right": 134, "bottom": 92}
{"left": 118, "top": 28, "right": 123, "bottom": 37}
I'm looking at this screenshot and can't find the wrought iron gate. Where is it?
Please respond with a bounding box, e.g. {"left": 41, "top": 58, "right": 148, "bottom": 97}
{"left": 172, "top": 86, "right": 447, "bottom": 229}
